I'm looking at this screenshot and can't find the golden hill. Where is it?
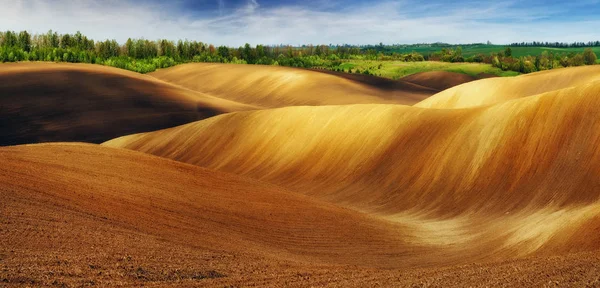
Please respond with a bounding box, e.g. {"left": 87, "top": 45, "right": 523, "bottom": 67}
{"left": 149, "top": 63, "right": 437, "bottom": 107}
{"left": 3, "top": 143, "right": 600, "bottom": 286}
{"left": 3, "top": 62, "right": 600, "bottom": 286}
{"left": 104, "top": 75, "right": 600, "bottom": 260}
{"left": 416, "top": 65, "right": 600, "bottom": 108}
{"left": 0, "top": 62, "right": 256, "bottom": 145}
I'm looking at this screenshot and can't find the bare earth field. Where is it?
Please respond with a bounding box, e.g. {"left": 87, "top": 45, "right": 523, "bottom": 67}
{"left": 400, "top": 71, "right": 481, "bottom": 91}
{"left": 0, "top": 62, "right": 257, "bottom": 146}
{"left": 149, "top": 63, "right": 437, "bottom": 107}
{"left": 2, "top": 62, "right": 600, "bottom": 287}
{"left": 2, "top": 144, "right": 599, "bottom": 287}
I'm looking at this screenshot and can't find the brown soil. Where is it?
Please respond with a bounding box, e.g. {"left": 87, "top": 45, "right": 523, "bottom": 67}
{"left": 149, "top": 63, "right": 436, "bottom": 107}
{"left": 0, "top": 62, "right": 256, "bottom": 146}
{"left": 401, "top": 71, "right": 477, "bottom": 91}
{"left": 2, "top": 144, "right": 599, "bottom": 287}
{"left": 3, "top": 63, "right": 600, "bottom": 287}
{"left": 308, "top": 68, "right": 439, "bottom": 92}
{"left": 104, "top": 76, "right": 600, "bottom": 263}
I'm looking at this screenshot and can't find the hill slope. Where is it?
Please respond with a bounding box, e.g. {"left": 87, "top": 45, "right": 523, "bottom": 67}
{"left": 0, "top": 63, "right": 256, "bottom": 145}
{"left": 149, "top": 63, "right": 437, "bottom": 107}
{"left": 3, "top": 143, "right": 600, "bottom": 286}
{"left": 105, "top": 79, "right": 600, "bottom": 260}
{"left": 104, "top": 81, "right": 600, "bottom": 215}
{"left": 0, "top": 143, "right": 413, "bottom": 284}
{"left": 401, "top": 71, "right": 479, "bottom": 91}
{"left": 416, "top": 65, "right": 600, "bottom": 108}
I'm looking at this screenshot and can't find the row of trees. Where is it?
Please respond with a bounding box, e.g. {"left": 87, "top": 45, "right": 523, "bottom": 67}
{"left": 0, "top": 30, "right": 598, "bottom": 75}
{"left": 427, "top": 47, "right": 465, "bottom": 62}
{"left": 490, "top": 48, "right": 597, "bottom": 73}
{"left": 422, "top": 45, "right": 598, "bottom": 73}
{"left": 0, "top": 30, "right": 426, "bottom": 73}
{"left": 510, "top": 41, "right": 600, "bottom": 48}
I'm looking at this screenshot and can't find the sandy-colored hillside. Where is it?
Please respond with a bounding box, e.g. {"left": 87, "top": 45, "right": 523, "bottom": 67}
{"left": 149, "top": 63, "right": 437, "bottom": 107}
{"left": 2, "top": 143, "right": 599, "bottom": 287}
{"left": 4, "top": 62, "right": 600, "bottom": 286}
{"left": 0, "top": 62, "right": 256, "bottom": 145}
{"left": 104, "top": 80, "right": 600, "bottom": 215}
{"left": 105, "top": 76, "right": 600, "bottom": 260}
{"left": 416, "top": 65, "right": 600, "bottom": 108}
{"left": 401, "top": 71, "right": 478, "bottom": 91}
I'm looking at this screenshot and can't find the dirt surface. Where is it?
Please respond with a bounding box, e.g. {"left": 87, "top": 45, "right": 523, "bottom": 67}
{"left": 0, "top": 62, "right": 257, "bottom": 146}
{"left": 105, "top": 70, "right": 600, "bottom": 263}
{"left": 3, "top": 64, "right": 600, "bottom": 287}
{"left": 149, "top": 63, "right": 436, "bottom": 107}
{"left": 401, "top": 71, "right": 477, "bottom": 91}
{"left": 308, "top": 68, "right": 440, "bottom": 92}
{"left": 2, "top": 144, "right": 599, "bottom": 287}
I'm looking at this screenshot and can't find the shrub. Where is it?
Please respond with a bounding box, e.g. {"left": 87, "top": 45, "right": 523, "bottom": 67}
{"left": 583, "top": 48, "right": 597, "bottom": 65}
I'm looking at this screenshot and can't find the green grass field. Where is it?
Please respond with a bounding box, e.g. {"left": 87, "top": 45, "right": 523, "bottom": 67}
{"left": 388, "top": 45, "right": 600, "bottom": 58}
{"left": 336, "top": 60, "right": 519, "bottom": 79}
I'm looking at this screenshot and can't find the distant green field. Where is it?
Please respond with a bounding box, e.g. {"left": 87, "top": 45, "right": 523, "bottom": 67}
{"left": 388, "top": 45, "right": 600, "bottom": 58}
{"left": 335, "top": 60, "right": 519, "bottom": 79}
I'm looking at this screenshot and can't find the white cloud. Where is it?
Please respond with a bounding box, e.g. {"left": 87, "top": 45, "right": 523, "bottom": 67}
{"left": 0, "top": 0, "right": 599, "bottom": 46}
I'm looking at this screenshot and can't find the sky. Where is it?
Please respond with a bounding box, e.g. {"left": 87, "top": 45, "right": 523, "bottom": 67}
{"left": 1, "top": 0, "right": 600, "bottom": 46}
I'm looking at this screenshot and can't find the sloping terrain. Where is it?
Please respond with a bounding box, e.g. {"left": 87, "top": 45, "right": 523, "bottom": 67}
{"left": 105, "top": 76, "right": 600, "bottom": 258}
{"left": 401, "top": 71, "right": 478, "bottom": 91}
{"left": 416, "top": 65, "right": 600, "bottom": 108}
{"left": 2, "top": 143, "right": 600, "bottom": 287}
{"left": 104, "top": 80, "right": 600, "bottom": 215}
{"left": 0, "top": 63, "right": 256, "bottom": 145}
{"left": 3, "top": 63, "right": 600, "bottom": 287}
{"left": 149, "top": 63, "right": 437, "bottom": 107}
{"left": 0, "top": 144, "right": 413, "bottom": 285}
{"left": 307, "top": 68, "right": 445, "bottom": 91}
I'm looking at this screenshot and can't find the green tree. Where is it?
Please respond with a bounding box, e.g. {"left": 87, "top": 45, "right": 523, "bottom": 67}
{"left": 17, "top": 31, "right": 31, "bottom": 52}
{"left": 504, "top": 47, "right": 512, "bottom": 57}
{"left": 570, "top": 53, "right": 585, "bottom": 66}
{"left": 60, "top": 34, "right": 71, "bottom": 49}
{"left": 255, "top": 45, "right": 265, "bottom": 58}
{"left": 583, "top": 48, "right": 597, "bottom": 65}
{"left": 217, "top": 46, "right": 230, "bottom": 61}
{"left": 1, "top": 31, "right": 18, "bottom": 47}
{"left": 125, "top": 38, "right": 135, "bottom": 57}
{"left": 47, "top": 30, "right": 59, "bottom": 48}
{"left": 242, "top": 43, "right": 255, "bottom": 64}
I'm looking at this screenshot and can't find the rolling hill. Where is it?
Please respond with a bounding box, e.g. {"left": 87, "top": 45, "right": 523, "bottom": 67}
{"left": 2, "top": 143, "right": 599, "bottom": 286}
{"left": 401, "top": 71, "right": 480, "bottom": 91}
{"left": 416, "top": 65, "right": 600, "bottom": 108}
{"left": 3, "top": 62, "right": 600, "bottom": 286}
{"left": 105, "top": 68, "right": 600, "bottom": 260}
{"left": 148, "top": 63, "right": 437, "bottom": 107}
{"left": 0, "top": 62, "right": 257, "bottom": 146}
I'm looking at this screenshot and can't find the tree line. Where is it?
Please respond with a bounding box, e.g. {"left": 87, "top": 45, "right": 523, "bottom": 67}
{"left": 426, "top": 46, "right": 597, "bottom": 74}
{"left": 510, "top": 41, "right": 600, "bottom": 48}
{"left": 0, "top": 30, "right": 598, "bottom": 75}
{"left": 0, "top": 30, "right": 425, "bottom": 73}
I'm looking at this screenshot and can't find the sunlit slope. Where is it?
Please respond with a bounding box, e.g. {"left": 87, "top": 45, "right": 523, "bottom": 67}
{"left": 149, "top": 63, "right": 437, "bottom": 107}
{"left": 416, "top": 65, "right": 600, "bottom": 108}
{"left": 105, "top": 80, "right": 600, "bottom": 218}
{"left": 0, "top": 62, "right": 256, "bottom": 145}
{"left": 0, "top": 143, "right": 421, "bottom": 268}
{"left": 2, "top": 144, "right": 600, "bottom": 286}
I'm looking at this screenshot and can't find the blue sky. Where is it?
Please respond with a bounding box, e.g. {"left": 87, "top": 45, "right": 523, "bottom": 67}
{"left": 1, "top": 0, "right": 600, "bottom": 46}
